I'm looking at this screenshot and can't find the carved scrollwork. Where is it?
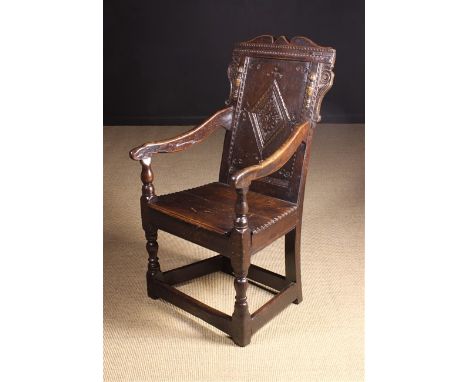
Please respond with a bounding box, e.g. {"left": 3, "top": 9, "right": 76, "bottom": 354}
{"left": 226, "top": 56, "right": 246, "bottom": 106}
{"left": 311, "top": 63, "right": 335, "bottom": 123}
{"left": 226, "top": 56, "right": 240, "bottom": 105}
{"left": 320, "top": 69, "right": 332, "bottom": 84}
{"left": 302, "top": 62, "right": 335, "bottom": 123}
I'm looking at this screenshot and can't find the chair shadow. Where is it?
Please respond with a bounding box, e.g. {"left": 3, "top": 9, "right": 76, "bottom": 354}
{"left": 104, "top": 230, "right": 238, "bottom": 346}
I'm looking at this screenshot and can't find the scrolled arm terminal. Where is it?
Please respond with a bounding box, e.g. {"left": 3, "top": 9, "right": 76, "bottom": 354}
{"left": 129, "top": 107, "right": 233, "bottom": 160}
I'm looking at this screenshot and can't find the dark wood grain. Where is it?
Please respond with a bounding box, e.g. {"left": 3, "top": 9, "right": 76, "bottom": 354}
{"left": 128, "top": 35, "right": 336, "bottom": 346}
{"left": 130, "top": 106, "right": 233, "bottom": 160}
{"left": 231, "top": 120, "right": 310, "bottom": 188}
{"left": 148, "top": 182, "right": 297, "bottom": 236}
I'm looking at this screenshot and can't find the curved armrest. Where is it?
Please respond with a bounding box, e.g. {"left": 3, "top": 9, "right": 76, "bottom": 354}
{"left": 231, "top": 120, "right": 311, "bottom": 188}
{"left": 129, "top": 106, "right": 233, "bottom": 160}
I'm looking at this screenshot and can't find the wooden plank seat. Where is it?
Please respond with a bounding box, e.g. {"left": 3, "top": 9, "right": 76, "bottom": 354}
{"left": 148, "top": 182, "right": 298, "bottom": 236}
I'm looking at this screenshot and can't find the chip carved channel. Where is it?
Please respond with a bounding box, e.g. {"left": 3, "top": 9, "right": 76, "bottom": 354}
{"left": 233, "top": 48, "right": 335, "bottom": 64}
{"left": 251, "top": 205, "right": 298, "bottom": 234}
{"left": 227, "top": 56, "right": 249, "bottom": 167}
{"left": 238, "top": 42, "right": 331, "bottom": 52}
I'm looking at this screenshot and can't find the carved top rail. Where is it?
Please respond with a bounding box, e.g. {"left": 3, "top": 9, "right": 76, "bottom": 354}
{"left": 234, "top": 35, "right": 335, "bottom": 63}
{"left": 226, "top": 35, "right": 336, "bottom": 124}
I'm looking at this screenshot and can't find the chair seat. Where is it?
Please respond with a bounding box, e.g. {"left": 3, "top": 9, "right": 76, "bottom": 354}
{"left": 148, "top": 182, "right": 298, "bottom": 236}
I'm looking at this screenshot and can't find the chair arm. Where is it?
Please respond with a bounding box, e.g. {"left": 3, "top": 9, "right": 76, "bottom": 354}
{"left": 231, "top": 120, "right": 311, "bottom": 188}
{"left": 129, "top": 106, "right": 233, "bottom": 160}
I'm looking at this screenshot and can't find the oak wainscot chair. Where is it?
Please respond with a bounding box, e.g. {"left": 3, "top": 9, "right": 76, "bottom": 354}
{"left": 129, "top": 35, "right": 336, "bottom": 346}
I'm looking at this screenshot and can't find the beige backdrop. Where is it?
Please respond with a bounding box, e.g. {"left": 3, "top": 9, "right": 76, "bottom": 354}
{"left": 104, "top": 123, "right": 364, "bottom": 382}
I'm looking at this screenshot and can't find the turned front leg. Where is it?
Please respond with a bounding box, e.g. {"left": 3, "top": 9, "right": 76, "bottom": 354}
{"left": 145, "top": 227, "right": 162, "bottom": 298}
{"left": 231, "top": 258, "right": 250, "bottom": 346}
{"left": 140, "top": 157, "right": 162, "bottom": 297}
{"left": 230, "top": 187, "right": 252, "bottom": 346}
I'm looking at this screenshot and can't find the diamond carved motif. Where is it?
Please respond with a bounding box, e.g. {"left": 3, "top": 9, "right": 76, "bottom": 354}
{"left": 247, "top": 80, "right": 291, "bottom": 154}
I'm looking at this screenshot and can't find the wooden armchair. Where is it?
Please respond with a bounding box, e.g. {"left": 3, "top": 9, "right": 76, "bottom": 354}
{"left": 129, "top": 35, "right": 336, "bottom": 346}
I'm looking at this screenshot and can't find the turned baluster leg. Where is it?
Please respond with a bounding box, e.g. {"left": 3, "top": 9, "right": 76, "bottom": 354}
{"left": 285, "top": 224, "right": 303, "bottom": 304}
{"left": 140, "top": 157, "right": 162, "bottom": 298}
{"left": 145, "top": 228, "right": 161, "bottom": 286}
{"left": 230, "top": 187, "right": 252, "bottom": 346}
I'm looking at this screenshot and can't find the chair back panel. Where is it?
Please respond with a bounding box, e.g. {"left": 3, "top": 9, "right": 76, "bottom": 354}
{"left": 219, "top": 35, "right": 336, "bottom": 203}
